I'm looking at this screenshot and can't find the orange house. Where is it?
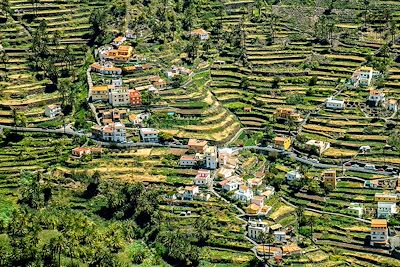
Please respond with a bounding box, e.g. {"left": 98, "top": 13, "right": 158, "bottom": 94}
{"left": 129, "top": 90, "right": 142, "bottom": 106}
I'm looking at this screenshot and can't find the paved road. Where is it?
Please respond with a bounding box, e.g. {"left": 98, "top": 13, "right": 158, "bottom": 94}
{"left": 281, "top": 197, "right": 371, "bottom": 224}
{"left": 237, "top": 146, "right": 393, "bottom": 176}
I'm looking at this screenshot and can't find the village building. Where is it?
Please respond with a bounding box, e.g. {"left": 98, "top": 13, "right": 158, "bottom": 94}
{"left": 326, "top": 97, "right": 345, "bottom": 109}
{"left": 233, "top": 185, "right": 254, "bottom": 202}
{"left": 104, "top": 45, "right": 134, "bottom": 62}
{"left": 274, "top": 231, "right": 287, "bottom": 243}
{"left": 377, "top": 202, "right": 397, "bottom": 218}
{"left": 364, "top": 180, "right": 379, "bottom": 188}
{"left": 261, "top": 186, "right": 275, "bottom": 199}
{"left": 322, "top": 170, "right": 337, "bottom": 189}
{"left": 139, "top": 128, "right": 159, "bottom": 143}
{"left": 92, "top": 85, "right": 111, "bottom": 101}
{"left": 180, "top": 155, "right": 197, "bottom": 167}
{"left": 129, "top": 90, "right": 142, "bottom": 106}
{"left": 222, "top": 180, "right": 240, "bottom": 192}
{"left": 166, "top": 65, "right": 193, "bottom": 79}
{"left": 205, "top": 146, "right": 218, "bottom": 169}
{"left": 109, "top": 87, "right": 130, "bottom": 106}
{"left": 286, "top": 170, "right": 302, "bottom": 182}
{"left": 368, "top": 89, "right": 385, "bottom": 107}
{"left": 274, "top": 136, "right": 291, "bottom": 150}
{"left": 71, "top": 147, "right": 92, "bottom": 158}
{"left": 247, "top": 178, "right": 263, "bottom": 189}
{"left": 112, "top": 36, "right": 126, "bottom": 47}
{"left": 102, "top": 122, "right": 126, "bottom": 143}
{"left": 182, "top": 186, "right": 199, "bottom": 201}
{"left": 387, "top": 99, "right": 398, "bottom": 112}
{"left": 375, "top": 193, "right": 397, "bottom": 202}
{"left": 347, "top": 203, "right": 364, "bottom": 218}
{"left": 256, "top": 246, "right": 282, "bottom": 257}
{"left": 217, "top": 167, "right": 235, "bottom": 179}
{"left": 282, "top": 243, "right": 302, "bottom": 256}
{"left": 274, "top": 108, "right": 302, "bottom": 122}
{"left": 247, "top": 220, "right": 269, "bottom": 241}
{"left": 251, "top": 196, "right": 265, "bottom": 207}
{"left": 351, "top": 67, "right": 379, "bottom": 87}
{"left": 188, "top": 139, "right": 208, "bottom": 153}
{"left": 194, "top": 169, "right": 211, "bottom": 186}
{"left": 44, "top": 104, "right": 62, "bottom": 118}
{"left": 190, "top": 28, "right": 210, "bottom": 41}
{"left": 91, "top": 62, "right": 122, "bottom": 75}
{"left": 370, "top": 219, "right": 389, "bottom": 246}
{"left": 305, "top": 140, "right": 330, "bottom": 155}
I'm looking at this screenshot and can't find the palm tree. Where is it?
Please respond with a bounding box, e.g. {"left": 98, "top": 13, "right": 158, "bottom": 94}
{"left": 296, "top": 205, "right": 305, "bottom": 230}
{"left": 308, "top": 216, "right": 316, "bottom": 241}
{"left": 0, "top": 49, "right": 9, "bottom": 70}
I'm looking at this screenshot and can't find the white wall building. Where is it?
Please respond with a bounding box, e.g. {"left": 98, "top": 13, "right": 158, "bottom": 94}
{"left": 194, "top": 169, "right": 211, "bottom": 186}
{"left": 233, "top": 185, "right": 254, "bottom": 202}
{"left": 102, "top": 122, "right": 126, "bottom": 143}
{"left": 205, "top": 146, "right": 218, "bottom": 169}
{"left": 352, "top": 67, "right": 379, "bottom": 87}
{"left": 180, "top": 156, "right": 197, "bottom": 167}
{"left": 286, "top": 170, "right": 302, "bottom": 182}
{"left": 326, "top": 97, "right": 345, "bottom": 109}
{"left": 45, "top": 104, "right": 62, "bottom": 118}
{"left": 347, "top": 203, "right": 364, "bottom": 218}
{"left": 140, "top": 128, "right": 159, "bottom": 143}
{"left": 377, "top": 202, "right": 397, "bottom": 218}
{"left": 368, "top": 89, "right": 385, "bottom": 107}
{"left": 223, "top": 181, "right": 240, "bottom": 192}
{"left": 305, "top": 140, "right": 331, "bottom": 155}
{"left": 182, "top": 186, "right": 199, "bottom": 200}
{"left": 247, "top": 220, "right": 269, "bottom": 241}
{"left": 387, "top": 99, "right": 398, "bottom": 112}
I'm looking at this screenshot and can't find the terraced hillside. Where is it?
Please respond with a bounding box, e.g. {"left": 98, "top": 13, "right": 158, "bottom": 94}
{"left": 209, "top": 0, "right": 400, "bottom": 161}
{"left": 0, "top": 0, "right": 110, "bottom": 125}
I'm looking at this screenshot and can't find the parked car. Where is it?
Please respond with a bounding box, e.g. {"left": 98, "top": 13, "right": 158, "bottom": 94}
{"left": 377, "top": 168, "right": 385, "bottom": 172}
{"left": 365, "top": 164, "right": 376, "bottom": 170}
{"left": 344, "top": 162, "right": 352, "bottom": 167}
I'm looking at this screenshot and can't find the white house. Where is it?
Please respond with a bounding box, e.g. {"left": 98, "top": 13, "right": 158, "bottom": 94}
{"left": 352, "top": 67, "right": 379, "bottom": 87}
{"left": 377, "top": 202, "right": 397, "bottom": 218}
{"left": 387, "top": 99, "right": 398, "bottom": 112}
{"left": 286, "top": 170, "right": 302, "bottom": 182}
{"left": 205, "top": 146, "right": 218, "bottom": 169}
{"left": 326, "top": 97, "right": 345, "bottom": 109}
{"left": 223, "top": 181, "right": 240, "bottom": 192}
{"left": 180, "top": 156, "right": 197, "bottom": 167}
{"left": 111, "top": 78, "right": 123, "bottom": 87}
{"left": 194, "top": 169, "right": 211, "bottom": 186}
{"left": 45, "top": 104, "right": 62, "bottom": 118}
{"left": 190, "top": 28, "right": 211, "bottom": 41}
{"left": 247, "top": 220, "right": 269, "bottom": 241}
{"left": 102, "top": 122, "right": 126, "bottom": 143}
{"left": 233, "top": 185, "right": 254, "bottom": 202}
{"left": 347, "top": 203, "right": 364, "bottom": 218}
{"left": 139, "top": 128, "right": 159, "bottom": 143}
{"left": 305, "top": 140, "right": 330, "bottom": 155}
{"left": 368, "top": 89, "right": 385, "bottom": 107}
{"left": 182, "top": 186, "right": 199, "bottom": 200}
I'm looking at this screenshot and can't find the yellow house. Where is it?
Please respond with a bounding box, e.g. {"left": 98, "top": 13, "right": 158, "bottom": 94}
{"left": 92, "top": 85, "right": 111, "bottom": 101}
{"left": 106, "top": 45, "right": 134, "bottom": 62}
{"left": 274, "top": 136, "right": 291, "bottom": 150}
{"left": 322, "top": 170, "right": 337, "bottom": 189}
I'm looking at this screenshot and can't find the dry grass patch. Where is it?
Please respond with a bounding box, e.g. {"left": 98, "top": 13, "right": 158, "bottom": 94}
{"left": 270, "top": 205, "right": 295, "bottom": 221}
{"left": 324, "top": 148, "right": 358, "bottom": 157}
